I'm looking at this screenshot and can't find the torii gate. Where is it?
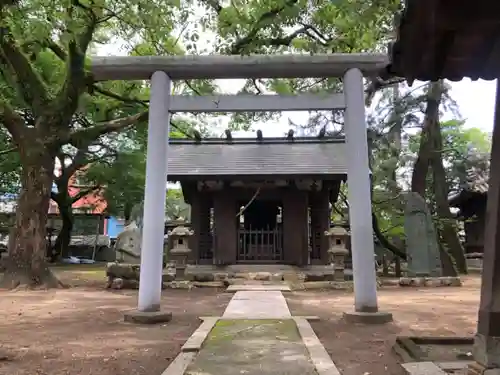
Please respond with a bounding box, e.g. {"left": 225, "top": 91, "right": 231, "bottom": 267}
{"left": 91, "top": 54, "right": 392, "bottom": 323}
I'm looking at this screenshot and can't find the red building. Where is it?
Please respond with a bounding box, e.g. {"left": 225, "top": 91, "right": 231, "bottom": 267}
{"left": 49, "top": 167, "right": 107, "bottom": 215}
{"left": 48, "top": 167, "right": 109, "bottom": 236}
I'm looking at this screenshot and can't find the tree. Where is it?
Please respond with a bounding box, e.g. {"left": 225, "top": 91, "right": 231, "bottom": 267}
{"left": 403, "top": 81, "right": 489, "bottom": 275}
{"left": 0, "top": 127, "right": 21, "bottom": 197}
{"left": 0, "top": 0, "right": 184, "bottom": 287}
{"left": 438, "top": 120, "right": 491, "bottom": 194}
{"left": 50, "top": 141, "right": 117, "bottom": 261}
{"left": 84, "top": 147, "right": 145, "bottom": 222}
{"left": 165, "top": 189, "right": 190, "bottom": 221}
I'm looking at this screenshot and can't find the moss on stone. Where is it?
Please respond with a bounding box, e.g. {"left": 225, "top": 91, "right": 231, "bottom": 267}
{"left": 206, "top": 319, "right": 300, "bottom": 345}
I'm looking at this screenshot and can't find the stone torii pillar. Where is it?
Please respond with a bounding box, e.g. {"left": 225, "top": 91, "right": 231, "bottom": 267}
{"left": 469, "top": 79, "right": 500, "bottom": 374}
{"left": 342, "top": 68, "right": 392, "bottom": 324}
{"left": 124, "top": 71, "right": 173, "bottom": 324}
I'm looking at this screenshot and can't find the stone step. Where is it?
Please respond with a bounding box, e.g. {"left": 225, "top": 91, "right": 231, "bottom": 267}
{"left": 226, "top": 283, "right": 291, "bottom": 292}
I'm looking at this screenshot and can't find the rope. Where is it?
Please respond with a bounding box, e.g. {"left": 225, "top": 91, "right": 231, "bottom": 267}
{"left": 235, "top": 187, "right": 261, "bottom": 218}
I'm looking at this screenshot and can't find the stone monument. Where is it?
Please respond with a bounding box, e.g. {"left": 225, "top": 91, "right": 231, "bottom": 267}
{"left": 404, "top": 192, "right": 442, "bottom": 277}
{"left": 114, "top": 202, "right": 168, "bottom": 264}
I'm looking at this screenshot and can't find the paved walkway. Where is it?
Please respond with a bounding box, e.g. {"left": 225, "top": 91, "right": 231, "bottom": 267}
{"left": 185, "top": 318, "right": 317, "bottom": 375}
{"left": 165, "top": 289, "right": 340, "bottom": 375}
{"left": 222, "top": 291, "right": 292, "bottom": 319}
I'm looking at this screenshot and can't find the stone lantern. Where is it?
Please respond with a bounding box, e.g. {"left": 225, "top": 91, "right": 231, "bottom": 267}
{"left": 324, "top": 226, "right": 349, "bottom": 281}
{"left": 167, "top": 225, "right": 194, "bottom": 280}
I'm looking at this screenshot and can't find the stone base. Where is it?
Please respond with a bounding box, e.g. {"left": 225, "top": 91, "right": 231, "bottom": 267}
{"left": 343, "top": 310, "right": 393, "bottom": 324}
{"left": 468, "top": 361, "right": 500, "bottom": 375}
{"left": 124, "top": 309, "right": 173, "bottom": 324}
{"left": 398, "top": 276, "right": 462, "bottom": 287}
{"left": 473, "top": 333, "right": 500, "bottom": 369}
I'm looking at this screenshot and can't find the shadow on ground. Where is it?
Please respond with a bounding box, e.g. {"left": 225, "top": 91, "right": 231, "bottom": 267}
{"left": 0, "top": 288, "right": 232, "bottom": 375}
{"left": 285, "top": 276, "right": 481, "bottom": 375}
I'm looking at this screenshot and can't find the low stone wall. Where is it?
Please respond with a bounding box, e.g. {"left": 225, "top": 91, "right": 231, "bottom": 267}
{"left": 106, "top": 262, "right": 176, "bottom": 290}
{"left": 105, "top": 262, "right": 462, "bottom": 290}
{"left": 287, "top": 277, "right": 462, "bottom": 290}
{"left": 395, "top": 276, "right": 462, "bottom": 287}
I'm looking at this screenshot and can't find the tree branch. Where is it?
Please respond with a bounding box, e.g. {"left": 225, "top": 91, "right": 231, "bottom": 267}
{"left": 54, "top": 2, "right": 99, "bottom": 125}
{"left": 89, "top": 86, "right": 195, "bottom": 139}
{"left": 92, "top": 85, "right": 148, "bottom": 107}
{"left": 365, "top": 77, "right": 406, "bottom": 106}
{"left": 67, "top": 111, "right": 149, "bottom": 147}
{"left": 71, "top": 185, "right": 101, "bottom": 204}
{"left": 372, "top": 212, "right": 406, "bottom": 260}
{"left": 201, "top": 0, "right": 222, "bottom": 13}
{"left": 0, "top": 100, "right": 28, "bottom": 143}
{"left": 0, "top": 25, "right": 50, "bottom": 116}
{"left": 58, "top": 148, "right": 89, "bottom": 185}
{"left": 0, "top": 146, "right": 17, "bottom": 155}
{"left": 230, "top": 0, "right": 299, "bottom": 54}
{"left": 232, "top": 26, "right": 309, "bottom": 53}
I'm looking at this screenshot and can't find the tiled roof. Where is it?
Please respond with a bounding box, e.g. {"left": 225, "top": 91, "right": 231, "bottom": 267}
{"left": 385, "top": 0, "right": 500, "bottom": 81}
{"left": 449, "top": 166, "right": 489, "bottom": 207}
{"left": 166, "top": 137, "right": 347, "bottom": 179}
{"left": 463, "top": 167, "right": 489, "bottom": 194}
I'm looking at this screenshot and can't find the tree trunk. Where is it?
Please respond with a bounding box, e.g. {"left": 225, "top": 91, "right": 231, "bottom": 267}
{"left": 427, "top": 82, "right": 467, "bottom": 274}
{"left": 438, "top": 242, "right": 458, "bottom": 276}
{"left": 410, "top": 81, "right": 462, "bottom": 276}
{"left": 53, "top": 196, "right": 74, "bottom": 260}
{"left": 411, "top": 83, "right": 441, "bottom": 196}
{"left": 124, "top": 202, "right": 133, "bottom": 225}
{"left": 1, "top": 149, "right": 63, "bottom": 288}
{"left": 388, "top": 84, "right": 403, "bottom": 189}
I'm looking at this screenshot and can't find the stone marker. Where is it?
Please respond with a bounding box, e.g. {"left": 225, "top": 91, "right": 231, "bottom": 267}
{"left": 404, "top": 192, "right": 442, "bottom": 277}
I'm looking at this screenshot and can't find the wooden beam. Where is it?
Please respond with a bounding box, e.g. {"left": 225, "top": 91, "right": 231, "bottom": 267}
{"left": 169, "top": 94, "right": 345, "bottom": 112}
{"left": 90, "top": 53, "right": 389, "bottom": 81}
{"left": 473, "top": 79, "right": 500, "bottom": 367}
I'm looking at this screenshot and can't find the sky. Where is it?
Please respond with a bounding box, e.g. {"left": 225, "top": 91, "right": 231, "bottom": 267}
{"left": 447, "top": 79, "right": 496, "bottom": 132}
{"left": 98, "top": 33, "right": 499, "bottom": 138}
{"left": 213, "top": 78, "right": 498, "bottom": 138}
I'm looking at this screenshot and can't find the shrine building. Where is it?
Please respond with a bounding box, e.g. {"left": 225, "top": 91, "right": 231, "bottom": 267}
{"left": 166, "top": 135, "right": 347, "bottom": 267}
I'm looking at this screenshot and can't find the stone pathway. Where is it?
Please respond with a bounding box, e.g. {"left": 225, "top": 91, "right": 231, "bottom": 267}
{"left": 163, "top": 288, "right": 340, "bottom": 375}
{"left": 184, "top": 319, "right": 317, "bottom": 375}
{"left": 222, "top": 291, "right": 292, "bottom": 319}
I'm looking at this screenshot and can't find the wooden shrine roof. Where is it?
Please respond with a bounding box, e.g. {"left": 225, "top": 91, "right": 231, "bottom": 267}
{"left": 386, "top": 0, "right": 500, "bottom": 81}
{"left": 166, "top": 137, "right": 347, "bottom": 180}
{"left": 449, "top": 167, "right": 489, "bottom": 208}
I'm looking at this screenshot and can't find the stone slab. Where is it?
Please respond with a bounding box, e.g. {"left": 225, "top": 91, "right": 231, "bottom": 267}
{"left": 343, "top": 310, "right": 393, "bottom": 324}
{"left": 123, "top": 309, "right": 172, "bottom": 324}
{"left": 161, "top": 352, "right": 196, "bottom": 375}
{"left": 402, "top": 362, "right": 448, "bottom": 375}
{"left": 184, "top": 319, "right": 317, "bottom": 375}
{"left": 294, "top": 317, "right": 342, "bottom": 375}
{"left": 222, "top": 291, "right": 291, "bottom": 319}
{"left": 226, "top": 284, "right": 291, "bottom": 292}
{"left": 435, "top": 361, "right": 473, "bottom": 370}
{"left": 181, "top": 317, "right": 218, "bottom": 352}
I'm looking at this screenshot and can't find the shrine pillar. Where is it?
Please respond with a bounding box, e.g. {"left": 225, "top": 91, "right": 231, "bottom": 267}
{"left": 343, "top": 68, "right": 392, "bottom": 323}
{"left": 470, "top": 79, "right": 500, "bottom": 373}
{"left": 137, "top": 71, "right": 171, "bottom": 314}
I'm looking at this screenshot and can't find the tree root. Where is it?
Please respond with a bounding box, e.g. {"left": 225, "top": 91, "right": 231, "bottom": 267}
{"left": 0, "top": 266, "right": 67, "bottom": 290}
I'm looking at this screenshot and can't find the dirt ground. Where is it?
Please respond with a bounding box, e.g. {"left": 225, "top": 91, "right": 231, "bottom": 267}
{"left": 0, "top": 286, "right": 232, "bottom": 375}
{"left": 285, "top": 276, "right": 481, "bottom": 375}
{"left": 0, "top": 267, "right": 482, "bottom": 375}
